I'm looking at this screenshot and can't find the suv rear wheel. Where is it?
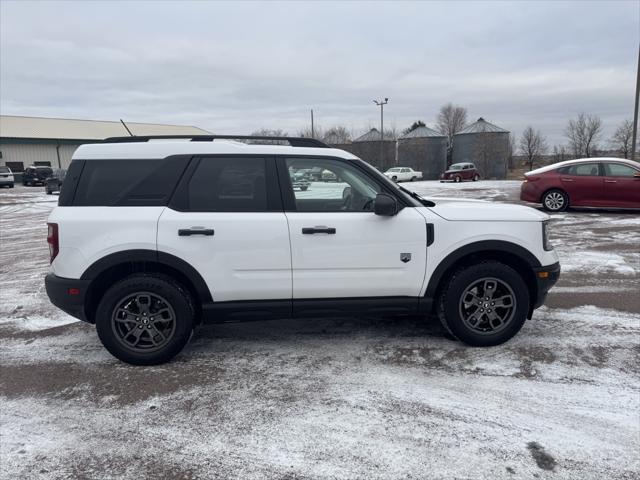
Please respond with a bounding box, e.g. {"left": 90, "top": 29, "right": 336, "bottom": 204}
{"left": 438, "top": 261, "right": 529, "bottom": 346}
{"left": 95, "top": 274, "right": 195, "bottom": 365}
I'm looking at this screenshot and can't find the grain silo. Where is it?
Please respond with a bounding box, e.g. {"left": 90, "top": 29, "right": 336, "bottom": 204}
{"left": 397, "top": 126, "right": 447, "bottom": 179}
{"left": 342, "top": 128, "right": 396, "bottom": 171}
{"left": 452, "top": 117, "right": 509, "bottom": 179}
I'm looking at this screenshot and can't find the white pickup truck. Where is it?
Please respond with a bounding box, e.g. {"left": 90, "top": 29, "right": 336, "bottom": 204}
{"left": 384, "top": 167, "right": 423, "bottom": 182}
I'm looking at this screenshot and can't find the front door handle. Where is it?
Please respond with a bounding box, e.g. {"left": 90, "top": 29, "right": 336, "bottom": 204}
{"left": 560, "top": 177, "right": 574, "bottom": 182}
{"left": 302, "top": 226, "right": 336, "bottom": 234}
{"left": 178, "top": 227, "right": 215, "bottom": 236}
{"left": 604, "top": 180, "right": 617, "bottom": 183}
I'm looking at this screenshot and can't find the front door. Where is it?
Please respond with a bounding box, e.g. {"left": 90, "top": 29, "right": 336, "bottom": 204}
{"left": 157, "top": 156, "right": 291, "bottom": 302}
{"left": 280, "top": 157, "right": 427, "bottom": 300}
{"left": 601, "top": 162, "right": 640, "bottom": 207}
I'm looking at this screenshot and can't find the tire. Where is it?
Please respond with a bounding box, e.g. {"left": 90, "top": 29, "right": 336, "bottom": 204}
{"left": 473, "top": 174, "right": 480, "bottom": 181}
{"left": 410, "top": 176, "right": 416, "bottom": 182}
{"left": 437, "top": 261, "right": 530, "bottom": 347}
{"left": 392, "top": 176, "right": 398, "bottom": 182}
{"left": 95, "top": 274, "right": 195, "bottom": 365}
{"left": 454, "top": 176, "right": 461, "bottom": 183}
{"left": 300, "top": 186, "right": 308, "bottom": 191}
{"left": 542, "top": 189, "right": 568, "bottom": 212}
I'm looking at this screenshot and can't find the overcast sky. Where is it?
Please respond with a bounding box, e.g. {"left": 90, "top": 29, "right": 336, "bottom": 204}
{"left": 1, "top": 0, "right": 638, "bottom": 146}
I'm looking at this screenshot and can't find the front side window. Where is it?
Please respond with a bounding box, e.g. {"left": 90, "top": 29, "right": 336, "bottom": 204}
{"left": 188, "top": 157, "right": 268, "bottom": 212}
{"left": 603, "top": 163, "right": 637, "bottom": 177}
{"left": 285, "top": 158, "right": 382, "bottom": 212}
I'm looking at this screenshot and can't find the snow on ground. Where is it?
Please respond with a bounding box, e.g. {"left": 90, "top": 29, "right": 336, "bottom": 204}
{"left": 0, "top": 182, "right": 639, "bottom": 479}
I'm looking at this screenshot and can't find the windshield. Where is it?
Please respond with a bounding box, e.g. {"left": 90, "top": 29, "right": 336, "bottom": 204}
{"left": 449, "top": 164, "right": 463, "bottom": 171}
{"left": 387, "top": 168, "right": 401, "bottom": 172}
{"left": 0, "top": 166, "right": 9, "bottom": 173}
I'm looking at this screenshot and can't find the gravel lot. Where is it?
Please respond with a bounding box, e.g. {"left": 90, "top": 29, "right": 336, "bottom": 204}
{"left": 1, "top": 182, "right": 638, "bottom": 480}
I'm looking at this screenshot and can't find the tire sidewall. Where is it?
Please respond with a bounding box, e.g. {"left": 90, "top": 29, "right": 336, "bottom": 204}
{"left": 95, "top": 275, "right": 194, "bottom": 365}
{"left": 441, "top": 262, "right": 530, "bottom": 347}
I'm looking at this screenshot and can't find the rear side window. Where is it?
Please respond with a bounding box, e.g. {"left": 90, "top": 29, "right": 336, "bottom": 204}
{"left": 72, "top": 156, "right": 189, "bottom": 206}
{"left": 186, "top": 157, "right": 268, "bottom": 212}
{"left": 563, "top": 163, "right": 599, "bottom": 176}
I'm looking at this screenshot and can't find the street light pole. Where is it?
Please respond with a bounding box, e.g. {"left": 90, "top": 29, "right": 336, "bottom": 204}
{"left": 373, "top": 98, "right": 389, "bottom": 167}
{"left": 632, "top": 43, "right": 639, "bottom": 161}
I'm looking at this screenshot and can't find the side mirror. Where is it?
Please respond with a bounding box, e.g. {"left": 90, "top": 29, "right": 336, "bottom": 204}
{"left": 374, "top": 193, "right": 398, "bottom": 216}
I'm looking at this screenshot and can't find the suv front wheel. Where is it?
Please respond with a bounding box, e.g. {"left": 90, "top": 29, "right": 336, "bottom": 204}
{"left": 95, "top": 274, "right": 195, "bottom": 365}
{"left": 438, "top": 261, "right": 529, "bottom": 346}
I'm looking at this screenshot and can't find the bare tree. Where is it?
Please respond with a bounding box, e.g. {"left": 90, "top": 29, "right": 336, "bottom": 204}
{"left": 610, "top": 119, "right": 634, "bottom": 159}
{"left": 519, "top": 126, "right": 548, "bottom": 170}
{"left": 297, "top": 125, "right": 324, "bottom": 140}
{"left": 249, "top": 128, "right": 289, "bottom": 144}
{"left": 552, "top": 144, "right": 568, "bottom": 163}
{"left": 565, "top": 113, "right": 603, "bottom": 158}
{"left": 402, "top": 120, "right": 426, "bottom": 136}
{"left": 323, "top": 126, "right": 351, "bottom": 145}
{"left": 436, "top": 103, "right": 467, "bottom": 164}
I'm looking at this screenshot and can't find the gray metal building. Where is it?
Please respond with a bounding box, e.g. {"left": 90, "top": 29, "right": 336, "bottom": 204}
{"left": 332, "top": 128, "right": 397, "bottom": 171}
{"left": 452, "top": 117, "right": 510, "bottom": 179}
{"left": 397, "top": 126, "right": 447, "bottom": 179}
{"left": 0, "top": 115, "right": 211, "bottom": 173}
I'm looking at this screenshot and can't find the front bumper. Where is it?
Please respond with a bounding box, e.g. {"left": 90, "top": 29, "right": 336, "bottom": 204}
{"left": 532, "top": 261, "right": 561, "bottom": 310}
{"left": 45, "top": 273, "right": 91, "bottom": 322}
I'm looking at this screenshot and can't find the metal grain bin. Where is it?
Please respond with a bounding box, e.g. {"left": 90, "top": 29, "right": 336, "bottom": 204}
{"left": 397, "top": 126, "right": 447, "bottom": 179}
{"left": 339, "top": 128, "right": 396, "bottom": 171}
{"left": 452, "top": 117, "right": 509, "bottom": 179}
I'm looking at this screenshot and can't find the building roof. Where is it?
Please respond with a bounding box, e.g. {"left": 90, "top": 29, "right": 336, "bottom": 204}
{"left": 353, "top": 128, "right": 383, "bottom": 142}
{"left": 0, "top": 115, "right": 211, "bottom": 141}
{"left": 456, "top": 117, "right": 509, "bottom": 135}
{"left": 398, "top": 125, "right": 445, "bottom": 139}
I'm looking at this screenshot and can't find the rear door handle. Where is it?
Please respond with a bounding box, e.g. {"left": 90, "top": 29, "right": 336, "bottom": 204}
{"left": 604, "top": 180, "right": 617, "bottom": 183}
{"left": 178, "top": 227, "right": 214, "bottom": 236}
{"left": 302, "top": 226, "right": 336, "bottom": 234}
{"left": 560, "top": 177, "right": 574, "bottom": 182}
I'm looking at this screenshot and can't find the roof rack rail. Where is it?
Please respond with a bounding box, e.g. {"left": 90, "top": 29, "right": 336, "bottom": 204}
{"left": 101, "top": 135, "right": 330, "bottom": 148}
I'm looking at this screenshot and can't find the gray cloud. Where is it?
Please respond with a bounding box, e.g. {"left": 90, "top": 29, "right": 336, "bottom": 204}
{"left": 1, "top": 0, "right": 638, "bottom": 146}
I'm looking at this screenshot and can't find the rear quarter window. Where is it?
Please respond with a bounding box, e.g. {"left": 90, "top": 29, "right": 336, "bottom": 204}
{"left": 72, "top": 156, "right": 190, "bottom": 206}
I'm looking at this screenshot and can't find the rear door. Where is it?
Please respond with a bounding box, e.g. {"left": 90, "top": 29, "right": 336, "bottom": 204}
{"left": 601, "top": 162, "right": 640, "bottom": 207}
{"left": 279, "top": 157, "right": 427, "bottom": 300}
{"left": 157, "top": 156, "right": 291, "bottom": 302}
{"left": 559, "top": 162, "right": 603, "bottom": 206}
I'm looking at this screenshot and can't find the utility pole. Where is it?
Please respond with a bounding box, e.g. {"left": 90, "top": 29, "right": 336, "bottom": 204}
{"left": 632, "top": 43, "right": 639, "bottom": 161}
{"left": 310, "top": 109, "right": 315, "bottom": 138}
{"left": 373, "top": 98, "right": 389, "bottom": 167}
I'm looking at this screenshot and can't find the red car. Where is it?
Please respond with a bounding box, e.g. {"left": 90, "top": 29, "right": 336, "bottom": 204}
{"left": 440, "top": 162, "right": 480, "bottom": 182}
{"left": 520, "top": 157, "right": 640, "bottom": 212}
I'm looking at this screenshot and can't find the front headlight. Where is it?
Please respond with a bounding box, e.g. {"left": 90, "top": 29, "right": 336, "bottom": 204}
{"left": 542, "top": 220, "right": 553, "bottom": 251}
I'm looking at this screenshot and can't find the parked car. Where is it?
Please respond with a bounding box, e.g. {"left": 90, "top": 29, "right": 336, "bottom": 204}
{"left": 384, "top": 167, "right": 423, "bottom": 182}
{"left": 440, "top": 163, "right": 480, "bottom": 182}
{"left": 45, "top": 169, "right": 66, "bottom": 194}
{"left": 22, "top": 166, "right": 53, "bottom": 186}
{"left": 45, "top": 134, "right": 559, "bottom": 365}
{"left": 520, "top": 157, "right": 640, "bottom": 212}
{"left": 0, "top": 165, "right": 14, "bottom": 188}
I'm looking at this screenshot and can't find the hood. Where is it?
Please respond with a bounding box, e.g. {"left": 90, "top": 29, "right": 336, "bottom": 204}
{"left": 428, "top": 198, "right": 549, "bottom": 222}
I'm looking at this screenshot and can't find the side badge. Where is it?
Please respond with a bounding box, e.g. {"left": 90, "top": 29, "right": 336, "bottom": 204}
{"left": 400, "top": 253, "right": 411, "bottom": 263}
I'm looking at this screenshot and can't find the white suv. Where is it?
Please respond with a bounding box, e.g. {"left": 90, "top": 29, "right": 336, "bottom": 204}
{"left": 45, "top": 135, "right": 560, "bottom": 365}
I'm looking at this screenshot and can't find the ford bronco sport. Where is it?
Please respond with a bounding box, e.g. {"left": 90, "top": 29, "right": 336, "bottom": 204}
{"left": 45, "top": 135, "right": 560, "bottom": 365}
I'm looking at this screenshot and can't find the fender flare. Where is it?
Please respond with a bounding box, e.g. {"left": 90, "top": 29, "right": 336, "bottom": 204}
{"left": 80, "top": 249, "right": 212, "bottom": 302}
{"left": 424, "top": 240, "right": 541, "bottom": 300}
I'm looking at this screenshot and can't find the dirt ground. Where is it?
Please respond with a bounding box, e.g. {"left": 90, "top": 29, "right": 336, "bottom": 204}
{"left": 1, "top": 182, "right": 638, "bottom": 480}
